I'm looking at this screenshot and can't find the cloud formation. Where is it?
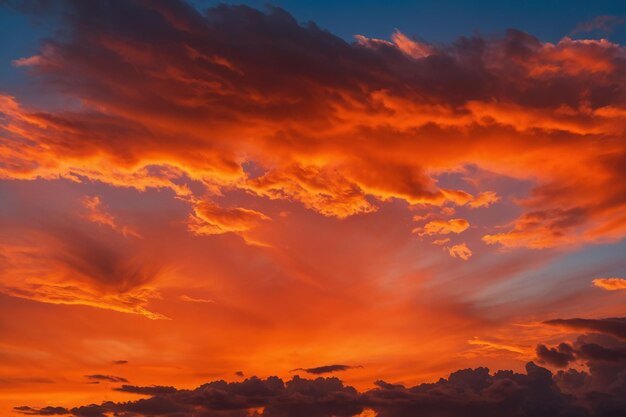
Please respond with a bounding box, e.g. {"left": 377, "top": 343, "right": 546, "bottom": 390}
{"left": 414, "top": 219, "right": 470, "bottom": 236}
{"left": 592, "top": 277, "right": 626, "bottom": 291}
{"left": 290, "top": 365, "right": 360, "bottom": 375}
{"left": 81, "top": 195, "right": 141, "bottom": 238}
{"left": 1, "top": 0, "right": 625, "bottom": 254}
{"left": 84, "top": 374, "right": 129, "bottom": 383}
{"left": 545, "top": 317, "right": 626, "bottom": 340}
{"left": 446, "top": 243, "right": 473, "bottom": 260}
{"left": 14, "top": 316, "right": 626, "bottom": 417}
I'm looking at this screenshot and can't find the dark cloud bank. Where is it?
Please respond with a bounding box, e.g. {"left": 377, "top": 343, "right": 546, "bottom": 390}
{"left": 16, "top": 317, "right": 626, "bottom": 417}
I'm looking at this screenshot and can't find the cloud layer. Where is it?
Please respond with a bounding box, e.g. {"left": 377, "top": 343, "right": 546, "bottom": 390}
{"left": 1, "top": 0, "right": 626, "bottom": 252}
{"left": 15, "top": 319, "right": 626, "bottom": 417}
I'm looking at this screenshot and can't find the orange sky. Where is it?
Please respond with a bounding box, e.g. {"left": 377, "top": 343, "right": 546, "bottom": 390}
{"left": 1, "top": 1, "right": 626, "bottom": 416}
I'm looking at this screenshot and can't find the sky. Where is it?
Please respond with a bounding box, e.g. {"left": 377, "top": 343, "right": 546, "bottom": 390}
{"left": 1, "top": 1, "right": 626, "bottom": 416}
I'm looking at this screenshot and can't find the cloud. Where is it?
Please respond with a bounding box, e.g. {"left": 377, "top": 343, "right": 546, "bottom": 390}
{"left": 432, "top": 238, "right": 450, "bottom": 245}
{"left": 414, "top": 219, "right": 470, "bottom": 236}
{"left": 0, "top": 223, "right": 167, "bottom": 319}
{"left": 572, "top": 15, "right": 625, "bottom": 34}
{"left": 536, "top": 343, "right": 576, "bottom": 367}
{"left": 188, "top": 201, "right": 270, "bottom": 236}
{"left": 112, "top": 360, "right": 128, "bottom": 365}
{"left": 81, "top": 195, "right": 141, "bottom": 238}
{"left": 13, "top": 359, "right": 625, "bottom": 417}
{"left": 179, "top": 294, "right": 215, "bottom": 303}
{"left": 545, "top": 317, "right": 626, "bottom": 339}
{"left": 84, "top": 374, "right": 128, "bottom": 383}
{"left": 0, "top": 1, "right": 624, "bottom": 250}
{"left": 290, "top": 365, "right": 360, "bottom": 375}
{"left": 13, "top": 406, "right": 69, "bottom": 416}
{"left": 468, "top": 191, "right": 500, "bottom": 209}
{"left": 114, "top": 385, "right": 177, "bottom": 395}
{"left": 592, "top": 277, "right": 626, "bottom": 291}
{"left": 446, "top": 243, "right": 472, "bottom": 260}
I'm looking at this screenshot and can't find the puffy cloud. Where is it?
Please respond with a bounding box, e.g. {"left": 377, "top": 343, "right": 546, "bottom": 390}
{"left": 536, "top": 343, "right": 576, "bottom": 368}
{"left": 592, "top": 277, "right": 626, "bottom": 291}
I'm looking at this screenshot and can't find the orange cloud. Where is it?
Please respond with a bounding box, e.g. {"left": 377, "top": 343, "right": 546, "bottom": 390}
{"left": 469, "top": 191, "right": 500, "bottom": 208}
{"left": 592, "top": 277, "right": 626, "bottom": 291}
{"left": 0, "top": 238, "right": 167, "bottom": 320}
{"left": 414, "top": 219, "right": 470, "bottom": 236}
{"left": 188, "top": 201, "right": 270, "bottom": 236}
{"left": 179, "top": 295, "right": 215, "bottom": 303}
{"left": 1, "top": 10, "right": 625, "bottom": 252}
{"left": 446, "top": 243, "right": 473, "bottom": 261}
{"left": 81, "top": 196, "right": 141, "bottom": 238}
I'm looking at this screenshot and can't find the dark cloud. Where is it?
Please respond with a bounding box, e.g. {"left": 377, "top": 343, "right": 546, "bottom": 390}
{"left": 15, "top": 354, "right": 626, "bottom": 417}
{"left": 577, "top": 343, "right": 626, "bottom": 363}
{"left": 536, "top": 342, "right": 576, "bottom": 367}
{"left": 13, "top": 406, "right": 69, "bottom": 416}
{"left": 545, "top": 318, "right": 626, "bottom": 340}
{"left": 7, "top": 364, "right": 591, "bottom": 417}
{"left": 17, "top": 318, "right": 626, "bottom": 416}
{"left": 84, "top": 374, "right": 128, "bottom": 383}
{"left": 114, "top": 385, "right": 178, "bottom": 395}
{"left": 112, "top": 360, "right": 128, "bottom": 365}
{"left": 290, "top": 364, "right": 360, "bottom": 375}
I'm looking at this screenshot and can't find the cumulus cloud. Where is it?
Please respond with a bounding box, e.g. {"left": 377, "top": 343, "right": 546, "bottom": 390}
{"left": 0, "top": 0, "right": 625, "bottom": 251}
{"left": 536, "top": 343, "right": 576, "bottom": 368}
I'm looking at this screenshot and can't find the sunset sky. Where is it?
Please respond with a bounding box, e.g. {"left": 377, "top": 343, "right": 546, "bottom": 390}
{"left": 1, "top": 1, "right": 626, "bottom": 416}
